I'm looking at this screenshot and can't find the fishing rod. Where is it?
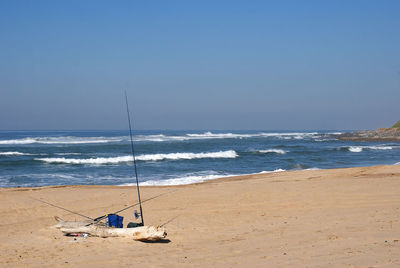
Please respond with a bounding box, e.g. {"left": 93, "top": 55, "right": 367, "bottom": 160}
{"left": 125, "top": 91, "right": 144, "bottom": 226}
{"left": 30, "top": 196, "right": 94, "bottom": 221}
{"left": 30, "top": 190, "right": 177, "bottom": 222}
{"left": 92, "top": 190, "right": 177, "bottom": 222}
{"left": 159, "top": 214, "right": 180, "bottom": 228}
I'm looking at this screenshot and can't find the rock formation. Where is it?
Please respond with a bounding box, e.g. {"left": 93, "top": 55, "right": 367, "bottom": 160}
{"left": 338, "top": 121, "right": 400, "bottom": 142}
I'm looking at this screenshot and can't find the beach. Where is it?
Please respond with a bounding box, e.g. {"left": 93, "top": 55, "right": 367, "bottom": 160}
{"left": 1, "top": 165, "right": 399, "bottom": 267}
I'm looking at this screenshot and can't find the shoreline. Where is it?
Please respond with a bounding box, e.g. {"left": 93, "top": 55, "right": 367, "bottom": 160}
{"left": 1, "top": 165, "right": 400, "bottom": 267}
{"left": 2, "top": 163, "right": 399, "bottom": 189}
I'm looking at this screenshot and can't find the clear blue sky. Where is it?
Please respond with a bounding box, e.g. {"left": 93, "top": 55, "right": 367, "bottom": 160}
{"left": 1, "top": 0, "right": 399, "bottom": 130}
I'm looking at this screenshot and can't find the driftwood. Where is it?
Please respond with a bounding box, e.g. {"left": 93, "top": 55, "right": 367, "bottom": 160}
{"left": 60, "top": 225, "right": 167, "bottom": 241}
{"left": 52, "top": 216, "right": 166, "bottom": 241}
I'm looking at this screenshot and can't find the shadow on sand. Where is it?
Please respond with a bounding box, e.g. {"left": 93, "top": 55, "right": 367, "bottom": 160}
{"left": 141, "top": 239, "right": 171, "bottom": 244}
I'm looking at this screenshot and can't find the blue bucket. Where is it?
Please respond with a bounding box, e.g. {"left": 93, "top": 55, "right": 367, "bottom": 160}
{"left": 107, "top": 214, "right": 123, "bottom": 228}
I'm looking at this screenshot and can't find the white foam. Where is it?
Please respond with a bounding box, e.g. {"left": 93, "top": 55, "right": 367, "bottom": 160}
{"left": 39, "top": 137, "right": 122, "bottom": 144}
{"left": 0, "top": 131, "right": 334, "bottom": 145}
{"left": 395, "top": 162, "right": 400, "bottom": 165}
{"left": 259, "top": 132, "right": 319, "bottom": 140}
{"left": 367, "top": 146, "right": 393, "bottom": 150}
{"left": 315, "top": 138, "right": 337, "bottom": 142}
{"left": 0, "top": 136, "right": 122, "bottom": 145}
{"left": 0, "top": 138, "right": 37, "bottom": 145}
{"left": 134, "top": 134, "right": 188, "bottom": 142}
{"left": 259, "top": 169, "right": 286, "bottom": 173}
{"left": 138, "top": 174, "right": 226, "bottom": 186}
{"left": 55, "top": 153, "right": 82, "bottom": 155}
{"left": 186, "top": 132, "right": 254, "bottom": 139}
{"left": 136, "top": 150, "right": 238, "bottom": 161}
{"left": 136, "top": 132, "right": 256, "bottom": 142}
{"left": 36, "top": 156, "right": 132, "bottom": 164}
{"left": 0, "top": 151, "right": 32, "bottom": 156}
{"left": 135, "top": 131, "right": 324, "bottom": 142}
{"left": 349, "top": 146, "right": 363, "bottom": 153}
{"left": 258, "top": 149, "right": 288, "bottom": 154}
{"left": 120, "top": 166, "right": 323, "bottom": 187}
{"left": 259, "top": 132, "right": 318, "bottom": 137}
{"left": 35, "top": 150, "right": 238, "bottom": 164}
{"left": 347, "top": 145, "right": 395, "bottom": 153}
{"left": 138, "top": 168, "right": 288, "bottom": 186}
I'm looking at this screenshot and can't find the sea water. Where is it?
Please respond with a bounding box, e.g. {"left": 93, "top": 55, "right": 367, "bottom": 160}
{"left": 0, "top": 130, "right": 399, "bottom": 187}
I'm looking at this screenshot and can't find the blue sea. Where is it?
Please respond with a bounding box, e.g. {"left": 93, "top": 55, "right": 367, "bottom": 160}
{"left": 0, "top": 130, "right": 399, "bottom": 188}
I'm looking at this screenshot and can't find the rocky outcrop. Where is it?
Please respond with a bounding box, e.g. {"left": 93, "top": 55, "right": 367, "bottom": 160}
{"left": 392, "top": 120, "right": 400, "bottom": 129}
{"left": 338, "top": 121, "right": 400, "bottom": 142}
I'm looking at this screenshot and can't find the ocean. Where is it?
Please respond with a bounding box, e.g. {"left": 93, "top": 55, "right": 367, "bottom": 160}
{"left": 0, "top": 130, "right": 399, "bottom": 188}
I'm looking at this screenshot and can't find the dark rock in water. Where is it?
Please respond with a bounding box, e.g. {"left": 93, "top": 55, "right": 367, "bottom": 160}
{"left": 337, "top": 121, "right": 400, "bottom": 142}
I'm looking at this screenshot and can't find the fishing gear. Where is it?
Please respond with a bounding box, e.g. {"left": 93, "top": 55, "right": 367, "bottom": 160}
{"left": 34, "top": 93, "right": 167, "bottom": 229}
{"left": 159, "top": 214, "right": 180, "bottom": 228}
{"left": 31, "top": 189, "right": 177, "bottom": 222}
{"left": 92, "top": 190, "right": 177, "bottom": 222}
{"left": 124, "top": 91, "right": 144, "bottom": 226}
{"left": 30, "top": 196, "right": 94, "bottom": 220}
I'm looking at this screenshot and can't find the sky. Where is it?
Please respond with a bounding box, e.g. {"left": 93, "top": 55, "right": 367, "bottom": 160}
{"left": 0, "top": 0, "right": 399, "bottom": 130}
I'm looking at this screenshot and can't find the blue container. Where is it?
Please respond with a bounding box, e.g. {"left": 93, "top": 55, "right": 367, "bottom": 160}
{"left": 107, "top": 214, "right": 123, "bottom": 228}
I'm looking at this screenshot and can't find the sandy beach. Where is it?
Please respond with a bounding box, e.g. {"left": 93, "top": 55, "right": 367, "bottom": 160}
{"left": 1, "top": 165, "right": 400, "bottom": 267}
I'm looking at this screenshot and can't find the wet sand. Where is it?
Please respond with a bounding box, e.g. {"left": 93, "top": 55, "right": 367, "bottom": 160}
{"left": 1, "top": 165, "right": 400, "bottom": 267}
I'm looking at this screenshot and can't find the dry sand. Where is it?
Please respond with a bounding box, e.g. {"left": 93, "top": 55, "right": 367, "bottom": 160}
{"left": 1, "top": 165, "right": 400, "bottom": 267}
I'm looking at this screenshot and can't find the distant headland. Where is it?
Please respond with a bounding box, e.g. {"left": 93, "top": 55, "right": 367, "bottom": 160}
{"left": 338, "top": 121, "right": 400, "bottom": 142}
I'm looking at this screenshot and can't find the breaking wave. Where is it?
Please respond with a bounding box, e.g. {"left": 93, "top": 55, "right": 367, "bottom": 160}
{"left": 258, "top": 149, "right": 288, "bottom": 154}
{"left": 259, "top": 169, "right": 286, "bottom": 173}
{"left": 0, "top": 151, "right": 32, "bottom": 156}
{"left": 136, "top": 150, "right": 238, "bottom": 161}
{"left": 0, "top": 138, "right": 38, "bottom": 145}
{"left": 36, "top": 156, "right": 132, "bottom": 164}
{"left": 348, "top": 146, "right": 363, "bottom": 153}
{"left": 55, "top": 153, "right": 82, "bottom": 156}
{"left": 345, "top": 145, "right": 395, "bottom": 153}
{"left": 139, "top": 168, "right": 308, "bottom": 186}
{"left": 186, "top": 132, "right": 254, "bottom": 139}
{"left": 134, "top": 132, "right": 256, "bottom": 142}
{"left": 0, "top": 131, "right": 339, "bottom": 145}
{"left": 134, "top": 134, "right": 188, "bottom": 142}
{"left": 0, "top": 136, "right": 122, "bottom": 145}
{"left": 135, "top": 131, "right": 332, "bottom": 142}
{"left": 35, "top": 150, "right": 238, "bottom": 164}
{"left": 126, "top": 167, "right": 323, "bottom": 186}
{"left": 138, "top": 174, "right": 226, "bottom": 186}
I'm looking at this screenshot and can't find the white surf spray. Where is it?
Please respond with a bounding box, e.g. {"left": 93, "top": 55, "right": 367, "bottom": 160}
{"left": 346, "top": 145, "right": 394, "bottom": 153}
{"left": 258, "top": 149, "right": 288, "bottom": 154}
{"left": 0, "top": 136, "right": 122, "bottom": 145}
{"left": 0, "top": 151, "right": 32, "bottom": 156}
{"left": 136, "top": 150, "right": 238, "bottom": 161}
{"left": 35, "top": 150, "right": 239, "bottom": 164}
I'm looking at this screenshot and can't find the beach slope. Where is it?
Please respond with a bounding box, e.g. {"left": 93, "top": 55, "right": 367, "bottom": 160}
{"left": 1, "top": 165, "right": 400, "bottom": 267}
